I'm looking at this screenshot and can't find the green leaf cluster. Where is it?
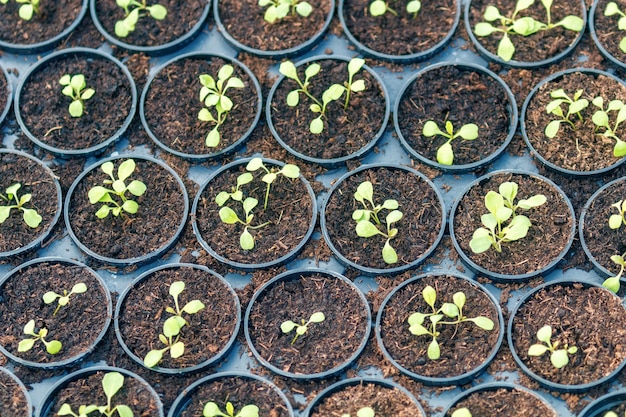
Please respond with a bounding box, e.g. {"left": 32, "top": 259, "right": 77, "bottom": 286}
{"left": 258, "top": 0, "right": 313, "bottom": 23}
{"left": 544, "top": 88, "right": 588, "bottom": 139}
{"left": 59, "top": 74, "right": 95, "bottom": 118}
{"left": 88, "top": 159, "right": 147, "bottom": 219}
{"left": 280, "top": 311, "right": 325, "bottom": 344}
{"left": 422, "top": 120, "right": 479, "bottom": 165}
{"left": 407, "top": 286, "right": 495, "bottom": 360}
{"left": 605, "top": 2, "right": 626, "bottom": 53}
{"left": 469, "top": 181, "right": 546, "bottom": 254}
{"left": 115, "top": 0, "right": 167, "bottom": 38}
{"left": 0, "top": 0, "right": 40, "bottom": 20}
{"left": 591, "top": 97, "right": 626, "bottom": 157}
{"left": 17, "top": 319, "right": 62, "bottom": 355}
{"left": 0, "top": 183, "right": 42, "bottom": 228}
{"left": 43, "top": 282, "right": 87, "bottom": 316}
{"left": 58, "top": 372, "right": 135, "bottom": 417}
{"left": 602, "top": 252, "right": 625, "bottom": 294}
{"left": 527, "top": 325, "right": 578, "bottom": 369}
{"left": 609, "top": 199, "right": 626, "bottom": 230}
{"left": 369, "top": 0, "right": 420, "bottom": 17}
{"left": 204, "top": 402, "right": 259, "bottom": 417}
{"left": 341, "top": 407, "right": 375, "bottom": 417}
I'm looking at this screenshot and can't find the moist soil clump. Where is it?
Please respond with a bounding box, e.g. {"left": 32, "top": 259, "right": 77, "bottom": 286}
{"left": 446, "top": 387, "right": 557, "bottom": 416}
{"left": 0, "top": 369, "right": 30, "bottom": 417}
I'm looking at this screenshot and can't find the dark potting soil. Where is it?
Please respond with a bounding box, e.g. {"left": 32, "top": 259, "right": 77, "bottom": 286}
{"left": 0, "top": 152, "right": 59, "bottom": 254}
{"left": 593, "top": 0, "right": 626, "bottom": 65}
{"left": 143, "top": 57, "right": 259, "bottom": 156}
{"left": 93, "top": 0, "right": 206, "bottom": 47}
{"left": 511, "top": 283, "right": 626, "bottom": 385}
{"left": 0, "top": 369, "right": 30, "bottom": 417}
{"left": 453, "top": 172, "right": 574, "bottom": 276}
{"left": 467, "top": 0, "right": 583, "bottom": 62}
{"left": 397, "top": 65, "right": 513, "bottom": 166}
{"left": 0, "top": 70, "right": 8, "bottom": 119}
{"left": 342, "top": 0, "right": 456, "bottom": 56}
{"left": 0, "top": 261, "right": 109, "bottom": 364}
{"left": 67, "top": 159, "right": 186, "bottom": 261}
{"left": 118, "top": 266, "right": 239, "bottom": 370}
{"left": 270, "top": 59, "right": 386, "bottom": 160}
{"left": 0, "top": 0, "right": 82, "bottom": 45}
{"left": 195, "top": 161, "right": 314, "bottom": 265}
{"left": 524, "top": 72, "right": 626, "bottom": 172}
{"left": 247, "top": 273, "right": 369, "bottom": 375}
{"left": 324, "top": 167, "right": 442, "bottom": 270}
{"left": 217, "top": 0, "right": 331, "bottom": 51}
{"left": 379, "top": 275, "right": 500, "bottom": 378}
{"left": 445, "top": 387, "right": 557, "bottom": 416}
{"left": 18, "top": 53, "right": 133, "bottom": 152}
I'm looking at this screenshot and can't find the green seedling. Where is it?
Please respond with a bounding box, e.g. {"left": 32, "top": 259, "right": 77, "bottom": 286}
{"left": 115, "top": 0, "right": 167, "bottom": 37}
{"left": 474, "top": 0, "right": 583, "bottom": 61}
{"left": 544, "top": 88, "right": 589, "bottom": 144}
{"left": 198, "top": 65, "right": 245, "bottom": 147}
{"left": 58, "top": 371, "right": 134, "bottom": 417}
{"left": 143, "top": 281, "right": 205, "bottom": 368}
{"left": 341, "top": 407, "right": 375, "bottom": 417}
{"left": 527, "top": 325, "right": 578, "bottom": 369}
{"left": 218, "top": 197, "right": 270, "bottom": 250}
{"left": 369, "top": 0, "right": 421, "bottom": 17}
{"left": 203, "top": 401, "right": 259, "bottom": 417}
{"left": 609, "top": 199, "right": 626, "bottom": 229}
{"left": 469, "top": 181, "right": 546, "bottom": 254}
{"left": 407, "top": 286, "right": 495, "bottom": 360}
{"left": 422, "top": 120, "right": 479, "bottom": 165}
{"left": 280, "top": 311, "right": 325, "bottom": 344}
{"left": 605, "top": 2, "right": 626, "bottom": 53}
{"left": 259, "top": 0, "right": 312, "bottom": 23}
{"left": 352, "top": 181, "right": 403, "bottom": 264}
{"left": 279, "top": 58, "right": 366, "bottom": 134}
{"left": 245, "top": 157, "right": 300, "bottom": 209}
{"left": 43, "top": 282, "right": 87, "bottom": 316}
{"left": 59, "top": 74, "right": 95, "bottom": 118}
{"left": 0, "top": 0, "right": 40, "bottom": 20}
{"left": 88, "top": 159, "right": 147, "bottom": 219}
{"left": 0, "top": 183, "right": 42, "bottom": 228}
{"left": 451, "top": 409, "right": 472, "bottom": 417}
{"left": 602, "top": 252, "right": 625, "bottom": 294}
{"left": 591, "top": 97, "right": 626, "bottom": 158}
{"left": 18, "top": 319, "right": 61, "bottom": 355}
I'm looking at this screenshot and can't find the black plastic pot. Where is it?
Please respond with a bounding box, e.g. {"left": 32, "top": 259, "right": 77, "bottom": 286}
{"left": 590, "top": 0, "right": 626, "bottom": 71}
{"left": 244, "top": 268, "right": 371, "bottom": 380}
{"left": 578, "top": 389, "right": 626, "bottom": 417}
{"left": 14, "top": 47, "right": 137, "bottom": 158}
{"left": 0, "top": 64, "right": 12, "bottom": 127}
{"left": 0, "top": 366, "right": 32, "bottom": 417}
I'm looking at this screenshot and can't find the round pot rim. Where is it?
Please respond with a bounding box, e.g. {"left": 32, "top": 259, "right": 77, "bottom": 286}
{"left": 37, "top": 365, "right": 164, "bottom": 417}
{"left": 507, "top": 278, "right": 626, "bottom": 392}
{"left": 449, "top": 169, "right": 576, "bottom": 281}
{"left": 320, "top": 162, "right": 446, "bottom": 275}
{"left": 0, "top": 149, "right": 63, "bottom": 260}
{"left": 139, "top": 51, "right": 263, "bottom": 161}
{"left": 1, "top": 64, "right": 12, "bottom": 126}
{"left": 0, "top": 366, "right": 33, "bottom": 416}
{"left": 14, "top": 47, "right": 138, "bottom": 158}
{"left": 578, "top": 387, "right": 626, "bottom": 417}
{"left": 375, "top": 272, "right": 505, "bottom": 386}
{"left": 244, "top": 267, "right": 372, "bottom": 379}
{"left": 520, "top": 67, "right": 626, "bottom": 177}
{"left": 0, "top": 0, "right": 88, "bottom": 54}
{"left": 590, "top": 0, "right": 626, "bottom": 71}
{"left": 191, "top": 156, "right": 318, "bottom": 270}
{"left": 213, "top": 0, "right": 335, "bottom": 58}
{"left": 463, "top": 0, "right": 587, "bottom": 68}
{"left": 0, "top": 256, "right": 112, "bottom": 369}
{"left": 114, "top": 262, "right": 241, "bottom": 375}
{"left": 64, "top": 154, "right": 189, "bottom": 266}
{"left": 167, "top": 371, "right": 294, "bottom": 417}
{"left": 393, "top": 61, "right": 518, "bottom": 171}
{"left": 89, "top": 0, "right": 210, "bottom": 56}
{"left": 266, "top": 55, "right": 391, "bottom": 167}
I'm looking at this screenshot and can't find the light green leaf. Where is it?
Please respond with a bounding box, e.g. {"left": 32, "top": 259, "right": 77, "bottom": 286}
{"left": 203, "top": 402, "right": 222, "bottom": 417}
{"left": 469, "top": 316, "right": 495, "bottom": 330}
{"left": 517, "top": 194, "right": 546, "bottom": 209}
{"left": 355, "top": 220, "right": 381, "bottom": 237}
{"left": 18, "top": 338, "right": 35, "bottom": 352}
{"left": 239, "top": 405, "right": 260, "bottom": 417}
{"left": 95, "top": 205, "right": 111, "bottom": 219}
{"left": 144, "top": 349, "right": 163, "bottom": 367}
{"left": 441, "top": 302, "right": 459, "bottom": 318}
{"left": 556, "top": 15, "right": 584, "bottom": 31}
{"left": 281, "top": 320, "right": 297, "bottom": 333}
{"left": 305, "top": 63, "right": 321, "bottom": 79}
{"left": 406, "top": 0, "right": 421, "bottom": 13}
{"left": 458, "top": 123, "right": 478, "bottom": 140}
{"left": 474, "top": 22, "right": 499, "bottom": 36}
{"left": 370, "top": 0, "right": 387, "bottom": 16}
{"left": 117, "top": 159, "right": 136, "bottom": 182}
{"left": 279, "top": 61, "right": 298, "bottom": 80}
{"left": 23, "top": 209, "right": 42, "bottom": 228}
{"left": 240, "top": 228, "right": 255, "bottom": 250}
{"left": 527, "top": 344, "right": 549, "bottom": 356}
{"left": 169, "top": 281, "right": 185, "bottom": 297}
{"left": 69, "top": 100, "right": 84, "bottom": 118}
{"left": 605, "top": 1, "right": 620, "bottom": 15}
{"left": 170, "top": 341, "right": 185, "bottom": 358}
{"left": 310, "top": 312, "right": 325, "bottom": 323}
{"left": 351, "top": 79, "right": 366, "bottom": 92}
{"left": 502, "top": 214, "right": 531, "bottom": 241}
{"left": 219, "top": 207, "right": 240, "bottom": 224}
{"left": 499, "top": 181, "right": 517, "bottom": 202}
{"left": 497, "top": 34, "right": 515, "bottom": 61}
{"left": 19, "top": 3, "right": 33, "bottom": 20}
{"left": 469, "top": 229, "right": 493, "bottom": 254}
{"left": 218, "top": 64, "right": 234, "bottom": 81}
{"left": 386, "top": 209, "right": 403, "bottom": 224}
{"left": 348, "top": 58, "right": 365, "bottom": 76}
{"left": 485, "top": 190, "right": 504, "bottom": 215}
{"left": 183, "top": 300, "right": 205, "bottom": 314}
{"left": 437, "top": 142, "right": 454, "bottom": 165}
{"left": 609, "top": 214, "right": 623, "bottom": 229}
{"left": 382, "top": 240, "right": 398, "bottom": 264}
{"left": 407, "top": 312, "right": 427, "bottom": 326}
{"left": 408, "top": 322, "right": 430, "bottom": 336}
{"left": 423, "top": 120, "right": 443, "bottom": 137}
{"left": 0, "top": 206, "right": 10, "bottom": 224}
{"left": 310, "top": 117, "right": 324, "bottom": 134}
{"left": 569, "top": 98, "right": 589, "bottom": 114}
{"left": 422, "top": 285, "right": 437, "bottom": 308}
{"left": 536, "top": 325, "right": 552, "bottom": 343}
{"left": 453, "top": 292, "right": 466, "bottom": 309}
{"left": 121, "top": 200, "right": 139, "bottom": 214}
{"left": 296, "top": 1, "right": 313, "bottom": 16}
{"left": 43, "top": 291, "right": 57, "bottom": 304}
{"left": 149, "top": 4, "right": 168, "bottom": 19}
{"left": 545, "top": 120, "right": 562, "bottom": 138}
{"left": 127, "top": 180, "right": 146, "bottom": 197}
{"left": 550, "top": 349, "right": 570, "bottom": 368}
{"left": 592, "top": 110, "right": 610, "bottom": 128}
{"left": 428, "top": 339, "right": 440, "bottom": 359}
{"left": 602, "top": 276, "right": 621, "bottom": 293}
{"left": 46, "top": 340, "right": 62, "bottom": 354}
{"left": 614, "top": 138, "right": 626, "bottom": 157}
{"left": 206, "top": 128, "right": 221, "bottom": 148}
{"left": 483, "top": 5, "right": 502, "bottom": 21}
{"left": 116, "top": 405, "right": 134, "bottom": 417}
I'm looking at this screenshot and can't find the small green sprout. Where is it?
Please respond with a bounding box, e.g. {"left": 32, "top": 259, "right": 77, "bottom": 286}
{"left": 203, "top": 402, "right": 259, "bottom": 417}
{"left": 18, "top": 319, "right": 62, "bottom": 355}
{"left": 591, "top": 97, "right": 626, "bottom": 158}
{"left": 407, "top": 286, "right": 495, "bottom": 360}
{"left": 88, "top": 159, "right": 147, "bottom": 219}
{"left": 341, "top": 407, "right": 376, "bottom": 417}
{"left": 451, "top": 409, "right": 472, "bottom": 417}
{"left": 259, "top": 0, "right": 312, "bottom": 23}
{"left": 43, "top": 282, "right": 87, "bottom": 316}
{"left": 58, "top": 372, "right": 134, "bottom": 417}
{"left": 115, "top": 0, "right": 167, "bottom": 38}
{"left": 544, "top": 88, "right": 589, "bottom": 140}
{"left": 59, "top": 74, "right": 95, "bottom": 118}
{"left": 602, "top": 252, "right": 625, "bottom": 294}
{"left": 609, "top": 199, "right": 626, "bottom": 229}
{"left": 0, "top": 0, "right": 40, "bottom": 20}
{"left": 143, "top": 281, "right": 205, "bottom": 368}
{"left": 244, "top": 157, "right": 300, "bottom": 209}
{"left": 218, "top": 197, "right": 270, "bottom": 250}
{"left": 280, "top": 311, "right": 325, "bottom": 344}
{"left": 527, "top": 325, "right": 578, "bottom": 369}
{"left": 605, "top": 2, "right": 626, "bottom": 53}
{"left": 422, "top": 120, "right": 479, "bottom": 165}
{"left": 0, "top": 183, "right": 42, "bottom": 228}
{"left": 469, "top": 181, "right": 546, "bottom": 254}
{"left": 198, "top": 65, "right": 245, "bottom": 148}
{"left": 369, "top": 0, "right": 420, "bottom": 17}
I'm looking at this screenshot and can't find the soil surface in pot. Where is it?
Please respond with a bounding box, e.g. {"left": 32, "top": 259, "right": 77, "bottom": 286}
{"left": 325, "top": 167, "right": 442, "bottom": 270}
{"left": 195, "top": 161, "right": 313, "bottom": 264}
{"left": 18, "top": 53, "right": 133, "bottom": 152}
{"left": 270, "top": 59, "right": 386, "bottom": 160}
{"left": 593, "top": 0, "right": 626, "bottom": 64}
{"left": 0, "top": 152, "right": 59, "bottom": 254}
{"left": 0, "top": 369, "right": 29, "bottom": 417}
{"left": 524, "top": 71, "right": 626, "bottom": 172}
{"left": 247, "top": 273, "right": 369, "bottom": 375}
{"left": 0, "top": 0, "right": 82, "bottom": 45}
{"left": 446, "top": 387, "right": 557, "bottom": 416}
{"left": 453, "top": 172, "right": 573, "bottom": 276}
{"left": 0, "top": 70, "right": 8, "bottom": 118}
{"left": 342, "top": 0, "right": 456, "bottom": 56}
{"left": 118, "top": 266, "right": 238, "bottom": 370}
{"left": 68, "top": 159, "right": 186, "bottom": 261}
{"left": 397, "top": 65, "right": 512, "bottom": 166}
{"left": 143, "top": 57, "right": 258, "bottom": 156}
{"left": 94, "top": 0, "right": 206, "bottom": 47}
{"left": 218, "top": 0, "right": 331, "bottom": 51}
{"left": 379, "top": 275, "right": 500, "bottom": 378}
{"left": 467, "top": 0, "right": 583, "bottom": 62}
{"left": 511, "top": 283, "right": 626, "bottom": 385}
{"left": 0, "top": 261, "right": 109, "bottom": 364}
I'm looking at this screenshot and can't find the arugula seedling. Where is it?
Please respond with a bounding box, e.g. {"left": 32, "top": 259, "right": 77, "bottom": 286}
{"left": 591, "top": 97, "right": 626, "bottom": 158}
{"left": 609, "top": 199, "right": 626, "bottom": 229}
{"left": 544, "top": 88, "right": 589, "bottom": 142}
{"left": 0, "top": 0, "right": 39, "bottom": 20}
{"left": 605, "top": 2, "right": 626, "bottom": 53}
{"left": 281, "top": 311, "right": 325, "bottom": 344}
{"left": 18, "top": 319, "right": 61, "bottom": 355}
{"left": 527, "top": 325, "right": 578, "bottom": 369}
{"left": 422, "top": 120, "right": 479, "bottom": 165}
{"left": 245, "top": 157, "right": 300, "bottom": 209}
{"left": 451, "top": 408, "right": 472, "bottom": 417}
{"left": 258, "top": 0, "right": 312, "bottom": 23}
{"left": 218, "top": 197, "right": 270, "bottom": 250}
{"left": 341, "top": 407, "right": 375, "bottom": 417}
{"left": 602, "top": 252, "right": 625, "bottom": 294}
{"left": 369, "top": 0, "right": 420, "bottom": 17}
{"left": 203, "top": 402, "right": 259, "bottom": 417}
{"left": 43, "top": 282, "right": 87, "bottom": 316}
{"left": 58, "top": 371, "right": 134, "bottom": 417}
{"left": 88, "top": 159, "right": 147, "bottom": 219}
{"left": 0, "top": 183, "right": 42, "bottom": 228}
{"left": 115, "top": 0, "right": 167, "bottom": 37}
{"left": 59, "top": 74, "right": 95, "bottom": 118}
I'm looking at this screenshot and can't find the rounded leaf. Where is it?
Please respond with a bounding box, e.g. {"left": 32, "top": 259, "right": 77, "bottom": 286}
{"left": 310, "top": 117, "right": 324, "bottom": 134}
{"left": 423, "top": 120, "right": 442, "bottom": 137}
{"left": 170, "top": 341, "right": 185, "bottom": 358}
{"left": 183, "top": 300, "right": 206, "bottom": 314}
{"left": 602, "top": 276, "right": 621, "bottom": 293}
{"left": 309, "top": 312, "right": 325, "bottom": 323}
{"left": 204, "top": 402, "right": 222, "bottom": 417}
{"left": 545, "top": 120, "right": 562, "bottom": 138}
{"left": 453, "top": 292, "right": 466, "bottom": 309}
{"left": 497, "top": 34, "right": 515, "bottom": 61}
{"left": 46, "top": 340, "right": 62, "bottom": 354}
{"left": 517, "top": 194, "right": 546, "bottom": 209}
{"left": 281, "top": 164, "right": 300, "bottom": 178}
{"left": 550, "top": 349, "right": 570, "bottom": 368}
{"left": 122, "top": 200, "right": 139, "bottom": 214}
{"left": 296, "top": 1, "right": 313, "bottom": 16}
{"left": 355, "top": 220, "right": 380, "bottom": 237}
{"left": 281, "top": 320, "right": 297, "bottom": 333}
{"left": 527, "top": 344, "right": 549, "bottom": 356}
{"left": 144, "top": 349, "right": 164, "bottom": 367}
{"left": 219, "top": 207, "right": 240, "bottom": 224}
{"left": 240, "top": 229, "right": 255, "bottom": 250}
{"left": 441, "top": 302, "right": 459, "bottom": 318}
{"left": 23, "top": 209, "right": 42, "bottom": 228}
{"left": 68, "top": 100, "right": 84, "bottom": 118}
{"left": 279, "top": 61, "right": 298, "bottom": 79}
{"left": 536, "top": 325, "right": 552, "bottom": 343}
{"left": 609, "top": 214, "right": 623, "bottom": 229}
{"left": 43, "top": 291, "right": 58, "bottom": 304}
{"left": 437, "top": 142, "right": 454, "bottom": 165}
{"left": 149, "top": 4, "right": 168, "bottom": 19}
{"left": 169, "top": 281, "right": 185, "bottom": 297}
{"left": 614, "top": 138, "right": 626, "bottom": 157}
{"left": 18, "top": 338, "right": 35, "bottom": 352}
{"left": 470, "top": 316, "right": 495, "bottom": 330}
{"left": 557, "top": 15, "right": 583, "bottom": 31}
{"left": 386, "top": 210, "right": 403, "bottom": 224}
{"left": 474, "top": 22, "right": 498, "bottom": 36}
{"left": 458, "top": 123, "right": 478, "bottom": 140}
{"left": 382, "top": 240, "right": 398, "bottom": 264}
{"left": 484, "top": 5, "right": 501, "bottom": 20}
{"left": 422, "top": 285, "right": 437, "bottom": 307}
{"left": 428, "top": 339, "right": 440, "bottom": 359}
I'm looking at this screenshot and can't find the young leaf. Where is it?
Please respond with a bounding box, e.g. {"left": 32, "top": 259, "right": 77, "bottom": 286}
{"left": 428, "top": 339, "right": 440, "bottom": 359}
{"left": 382, "top": 240, "right": 398, "bottom": 264}
{"left": 144, "top": 349, "right": 164, "bottom": 368}
{"left": 281, "top": 320, "right": 298, "bottom": 333}
{"left": 309, "top": 312, "right": 325, "bottom": 323}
